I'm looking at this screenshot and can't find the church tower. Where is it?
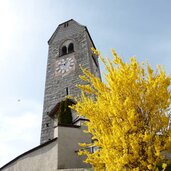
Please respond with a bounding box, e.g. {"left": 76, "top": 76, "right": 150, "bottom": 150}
{"left": 40, "top": 19, "right": 101, "bottom": 144}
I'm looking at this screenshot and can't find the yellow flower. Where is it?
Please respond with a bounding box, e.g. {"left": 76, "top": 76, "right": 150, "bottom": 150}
{"left": 162, "top": 163, "right": 167, "bottom": 170}
{"left": 91, "top": 47, "right": 100, "bottom": 56}
{"left": 147, "top": 164, "right": 153, "bottom": 170}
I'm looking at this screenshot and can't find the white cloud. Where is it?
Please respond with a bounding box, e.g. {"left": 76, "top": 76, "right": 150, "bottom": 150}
{"left": 0, "top": 1, "right": 21, "bottom": 56}
{"left": 0, "top": 97, "right": 42, "bottom": 167}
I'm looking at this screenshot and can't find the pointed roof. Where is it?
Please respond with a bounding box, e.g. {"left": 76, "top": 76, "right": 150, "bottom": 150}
{"left": 48, "top": 19, "right": 96, "bottom": 48}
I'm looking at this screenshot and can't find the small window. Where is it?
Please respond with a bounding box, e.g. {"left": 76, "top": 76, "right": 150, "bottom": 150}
{"left": 68, "top": 43, "right": 74, "bottom": 53}
{"left": 62, "top": 46, "right": 67, "bottom": 55}
{"left": 64, "top": 22, "right": 69, "bottom": 28}
{"left": 66, "top": 87, "right": 69, "bottom": 95}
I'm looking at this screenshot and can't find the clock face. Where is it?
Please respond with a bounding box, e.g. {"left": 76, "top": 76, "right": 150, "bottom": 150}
{"left": 55, "top": 56, "right": 75, "bottom": 76}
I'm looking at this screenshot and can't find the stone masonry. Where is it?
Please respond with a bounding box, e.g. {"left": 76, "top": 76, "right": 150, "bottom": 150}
{"left": 40, "top": 19, "right": 101, "bottom": 144}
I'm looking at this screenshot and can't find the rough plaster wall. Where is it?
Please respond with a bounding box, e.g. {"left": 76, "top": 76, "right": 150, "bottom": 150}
{"left": 57, "top": 126, "right": 91, "bottom": 169}
{"left": 40, "top": 20, "right": 93, "bottom": 144}
{"left": 1, "top": 140, "right": 58, "bottom": 171}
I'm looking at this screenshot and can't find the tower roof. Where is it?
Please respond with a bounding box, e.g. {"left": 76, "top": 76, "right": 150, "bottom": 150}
{"left": 48, "top": 19, "right": 96, "bottom": 48}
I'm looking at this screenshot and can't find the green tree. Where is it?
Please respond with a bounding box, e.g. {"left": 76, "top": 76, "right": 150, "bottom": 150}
{"left": 58, "top": 99, "right": 73, "bottom": 125}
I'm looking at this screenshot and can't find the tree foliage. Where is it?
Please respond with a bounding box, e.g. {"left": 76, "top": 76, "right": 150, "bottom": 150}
{"left": 58, "top": 99, "right": 73, "bottom": 125}
{"left": 72, "top": 50, "right": 171, "bottom": 171}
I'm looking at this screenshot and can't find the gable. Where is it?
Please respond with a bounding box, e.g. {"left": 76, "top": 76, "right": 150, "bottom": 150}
{"left": 48, "top": 19, "right": 96, "bottom": 49}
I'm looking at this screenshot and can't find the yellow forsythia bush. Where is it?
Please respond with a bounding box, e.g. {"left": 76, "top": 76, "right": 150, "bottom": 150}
{"left": 71, "top": 49, "right": 171, "bottom": 171}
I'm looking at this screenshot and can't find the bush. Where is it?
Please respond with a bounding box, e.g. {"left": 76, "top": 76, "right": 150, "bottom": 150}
{"left": 58, "top": 99, "right": 73, "bottom": 125}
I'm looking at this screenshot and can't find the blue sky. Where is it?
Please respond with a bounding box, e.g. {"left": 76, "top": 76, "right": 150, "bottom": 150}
{"left": 0, "top": 0, "right": 171, "bottom": 167}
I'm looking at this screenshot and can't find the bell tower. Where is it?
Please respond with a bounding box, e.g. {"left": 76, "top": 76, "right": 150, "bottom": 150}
{"left": 40, "top": 19, "right": 101, "bottom": 144}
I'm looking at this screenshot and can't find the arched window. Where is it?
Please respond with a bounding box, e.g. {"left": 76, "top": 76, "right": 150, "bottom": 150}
{"left": 68, "top": 43, "right": 74, "bottom": 53}
{"left": 60, "top": 41, "right": 74, "bottom": 56}
{"left": 61, "top": 46, "right": 67, "bottom": 56}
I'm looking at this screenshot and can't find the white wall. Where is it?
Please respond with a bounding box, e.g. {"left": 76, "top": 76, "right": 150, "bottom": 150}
{"left": 1, "top": 139, "right": 58, "bottom": 171}
{"left": 1, "top": 126, "right": 92, "bottom": 171}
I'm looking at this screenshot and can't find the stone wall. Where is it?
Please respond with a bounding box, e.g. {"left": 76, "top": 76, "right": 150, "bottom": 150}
{"left": 40, "top": 20, "right": 101, "bottom": 144}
